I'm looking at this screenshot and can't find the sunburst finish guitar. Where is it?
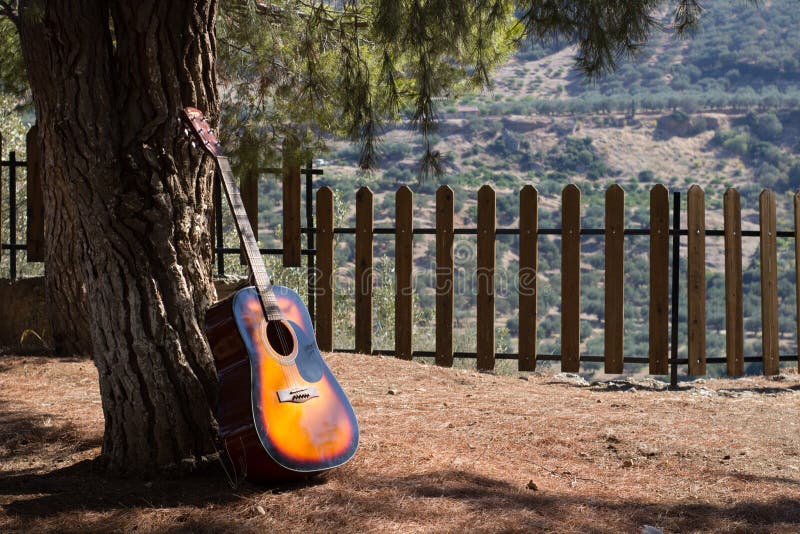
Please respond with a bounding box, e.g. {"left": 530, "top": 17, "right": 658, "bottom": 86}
{"left": 182, "top": 107, "right": 358, "bottom": 481}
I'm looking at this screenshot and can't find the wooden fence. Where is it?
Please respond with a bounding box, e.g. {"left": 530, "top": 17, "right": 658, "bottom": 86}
{"left": 4, "top": 136, "right": 800, "bottom": 379}
{"left": 303, "top": 183, "right": 799, "bottom": 380}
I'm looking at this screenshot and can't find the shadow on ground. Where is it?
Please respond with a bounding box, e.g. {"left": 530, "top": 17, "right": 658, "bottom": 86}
{"left": 3, "top": 456, "right": 799, "bottom": 532}
{"left": 2, "top": 389, "right": 798, "bottom": 532}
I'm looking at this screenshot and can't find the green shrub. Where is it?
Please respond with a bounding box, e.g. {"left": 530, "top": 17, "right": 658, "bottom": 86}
{"left": 746, "top": 111, "right": 783, "bottom": 142}
{"left": 546, "top": 137, "right": 611, "bottom": 180}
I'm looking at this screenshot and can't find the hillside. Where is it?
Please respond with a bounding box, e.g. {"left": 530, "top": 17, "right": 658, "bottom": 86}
{"left": 2, "top": 354, "right": 799, "bottom": 533}
{"left": 220, "top": 0, "right": 800, "bottom": 369}
{"left": 320, "top": 1, "right": 800, "bottom": 194}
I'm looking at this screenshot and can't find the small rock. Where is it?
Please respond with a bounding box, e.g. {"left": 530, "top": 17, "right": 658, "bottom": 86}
{"left": 387, "top": 389, "right": 399, "bottom": 395}
{"left": 554, "top": 372, "right": 590, "bottom": 386}
{"left": 770, "top": 374, "right": 789, "bottom": 381}
{"left": 595, "top": 377, "right": 667, "bottom": 391}
{"left": 256, "top": 505, "right": 266, "bottom": 516}
{"left": 723, "top": 455, "right": 731, "bottom": 460}
{"left": 622, "top": 459, "right": 634, "bottom": 468}
{"left": 641, "top": 526, "right": 664, "bottom": 534}
{"left": 518, "top": 375, "right": 530, "bottom": 381}
{"left": 526, "top": 480, "right": 539, "bottom": 491}
{"left": 638, "top": 444, "right": 659, "bottom": 457}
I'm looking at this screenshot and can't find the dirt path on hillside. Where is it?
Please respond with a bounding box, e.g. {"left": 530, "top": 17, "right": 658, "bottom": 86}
{"left": 1, "top": 354, "right": 799, "bottom": 533}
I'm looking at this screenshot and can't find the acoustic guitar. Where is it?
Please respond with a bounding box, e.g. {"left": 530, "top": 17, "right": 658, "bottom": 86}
{"left": 181, "top": 107, "right": 358, "bottom": 482}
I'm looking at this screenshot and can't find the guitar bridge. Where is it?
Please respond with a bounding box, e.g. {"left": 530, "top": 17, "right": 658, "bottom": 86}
{"left": 277, "top": 386, "right": 319, "bottom": 403}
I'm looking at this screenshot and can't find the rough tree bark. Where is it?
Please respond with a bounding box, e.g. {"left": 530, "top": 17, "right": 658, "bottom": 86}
{"left": 18, "top": 0, "right": 221, "bottom": 474}
{"left": 42, "top": 169, "right": 92, "bottom": 357}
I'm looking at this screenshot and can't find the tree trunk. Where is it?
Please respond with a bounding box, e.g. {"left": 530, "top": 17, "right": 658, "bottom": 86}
{"left": 41, "top": 151, "right": 92, "bottom": 357}
{"left": 18, "top": 0, "right": 221, "bottom": 474}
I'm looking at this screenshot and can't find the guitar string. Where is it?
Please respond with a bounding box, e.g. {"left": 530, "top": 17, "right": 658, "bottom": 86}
{"left": 254, "top": 253, "right": 303, "bottom": 390}
{"left": 251, "top": 251, "right": 302, "bottom": 390}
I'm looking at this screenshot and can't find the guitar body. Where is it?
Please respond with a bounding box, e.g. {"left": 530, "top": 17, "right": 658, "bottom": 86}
{"left": 206, "top": 285, "right": 359, "bottom": 482}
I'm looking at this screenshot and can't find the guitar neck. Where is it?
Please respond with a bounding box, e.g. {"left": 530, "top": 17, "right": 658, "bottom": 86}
{"left": 215, "top": 156, "right": 283, "bottom": 321}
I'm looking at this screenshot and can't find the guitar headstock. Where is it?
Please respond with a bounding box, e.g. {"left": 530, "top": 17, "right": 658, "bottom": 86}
{"left": 180, "top": 106, "right": 222, "bottom": 156}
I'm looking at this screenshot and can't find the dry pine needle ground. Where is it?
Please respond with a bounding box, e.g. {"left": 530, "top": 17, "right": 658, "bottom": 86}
{"left": 1, "top": 353, "right": 799, "bottom": 533}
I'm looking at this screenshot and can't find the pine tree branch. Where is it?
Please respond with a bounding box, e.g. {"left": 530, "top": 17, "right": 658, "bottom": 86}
{"left": 0, "top": 0, "right": 18, "bottom": 24}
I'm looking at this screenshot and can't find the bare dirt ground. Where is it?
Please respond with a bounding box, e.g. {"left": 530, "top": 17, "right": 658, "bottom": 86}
{"left": 1, "top": 354, "right": 799, "bottom": 533}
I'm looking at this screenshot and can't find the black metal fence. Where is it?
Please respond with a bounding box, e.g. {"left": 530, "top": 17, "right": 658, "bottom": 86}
{"left": 1, "top": 151, "right": 27, "bottom": 280}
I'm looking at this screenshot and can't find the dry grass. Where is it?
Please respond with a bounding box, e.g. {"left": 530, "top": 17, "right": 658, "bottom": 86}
{"left": 1, "top": 354, "right": 799, "bottom": 533}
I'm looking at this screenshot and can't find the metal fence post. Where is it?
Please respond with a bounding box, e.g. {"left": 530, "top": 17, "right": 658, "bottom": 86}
{"left": 214, "top": 169, "right": 224, "bottom": 276}
{"left": 670, "top": 191, "right": 681, "bottom": 389}
{"left": 305, "top": 160, "right": 315, "bottom": 328}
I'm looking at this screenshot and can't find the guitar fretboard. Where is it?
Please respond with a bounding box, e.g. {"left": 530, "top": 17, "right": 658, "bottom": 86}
{"left": 216, "top": 156, "right": 283, "bottom": 321}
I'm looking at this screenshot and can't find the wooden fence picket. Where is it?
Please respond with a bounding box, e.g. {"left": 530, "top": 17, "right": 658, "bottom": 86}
{"left": 519, "top": 185, "right": 538, "bottom": 371}
{"left": 561, "top": 184, "right": 581, "bottom": 372}
{"left": 687, "top": 185, "right": 706, "bottom": 376}
{"left": 25, "top": 125, "right": 44, "bottom": 262}
{"left": 649, "top": 184, "right": 669, "bottom": 375}
{"left": 604, "top": 184, "right": 624, "bottom": 374}
{"left": 355, "top": 187, "right": 373, "bottom": 354}
{"left": 0, "top": 133, "right": 2, "bottom": 259}
{"left": 282, "top": 156, "right": 301, "bottom": 267}
{"left": 315, "top": 186, "right": 334, "bottom": 352}
{"left": 759, "top": 189, "right": 779, "bottom": 376}
{"left": 435, "top": 186, "right": 454, "bottom": 367}
{"left": 395, "top": 186, "right": 413, "bottom": 360}
{"left": 723, "top": 188, "right": 744, "bottom": 376}
{"left": 477, "top": 185, "right": 496, "bottom": 371}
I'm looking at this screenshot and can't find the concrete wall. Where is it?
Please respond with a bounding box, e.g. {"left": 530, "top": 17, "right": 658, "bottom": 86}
{"left": 0, "top": 277, "right": 51, "bottom": 352}
{"left": 0, "top": 277, "right": 247, "bottom": 353}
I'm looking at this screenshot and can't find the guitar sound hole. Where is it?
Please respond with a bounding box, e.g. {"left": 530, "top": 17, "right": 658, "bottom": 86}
{"left": 266, "top": 321, "right": 294, "bottom": 356}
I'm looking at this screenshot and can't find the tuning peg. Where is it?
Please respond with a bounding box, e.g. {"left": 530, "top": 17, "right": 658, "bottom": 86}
{"left": 191, "top": 141, "right": 197, "bottom": 149}
{"left": 183, "top": 128, "right": 190, "bottom": 136}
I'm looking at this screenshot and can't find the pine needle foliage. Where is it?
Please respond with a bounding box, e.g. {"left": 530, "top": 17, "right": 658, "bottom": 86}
{"left": 217, "top": 0, "right": 519, "bottom": 178}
